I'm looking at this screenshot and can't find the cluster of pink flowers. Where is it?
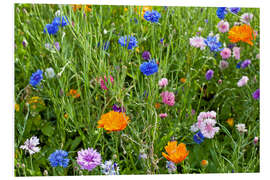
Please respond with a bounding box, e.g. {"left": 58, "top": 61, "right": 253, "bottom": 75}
{"left": 100, "top": 75, "right": 114, "bottom": 90}
{"left": 189, "top": 36, "right": 206, "bottom": 50}
{"left": 160, "top": 91, "right": 175, "bottom": 106}
{"left": 190, "top": 111, "right": 220, "bottom": 139}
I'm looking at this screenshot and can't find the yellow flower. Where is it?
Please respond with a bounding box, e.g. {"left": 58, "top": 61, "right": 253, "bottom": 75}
{"left": 97, "top": 111, "right": 130, "bottom": 132}
{"left": 15, "top": 103, "right": 20, "bottom": 112}
{"left": 124, "top": 7, "right": 128, "bottom": 12}
{"left": 64, "top": 113, "right": 68, "bottom": 119}
{"left": 135, "top": 47, "right": 140, "bottom": 53}
{"left": 162, "top": 141, "right": 189, "bottom": 164}
{"left": 134, "top": 6, "right": 152, "bottom": 18}
{"left": 226, "top": 118, "right": 234, "bottom": 127}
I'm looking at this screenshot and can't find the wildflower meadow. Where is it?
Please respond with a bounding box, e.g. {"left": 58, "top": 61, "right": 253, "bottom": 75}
{"left": 14, "top": 4, "right": 260, "bottom": 176}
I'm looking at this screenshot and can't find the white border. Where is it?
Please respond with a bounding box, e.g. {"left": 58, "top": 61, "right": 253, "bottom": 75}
{"left": 2, "top": 0, "right": 270, "bottom": 180}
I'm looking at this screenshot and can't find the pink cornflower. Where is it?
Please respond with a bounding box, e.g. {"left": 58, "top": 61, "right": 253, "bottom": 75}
{"left": 158, "top": 78, "right": 168, "bottom": 87}
{"left": 189, "top": 36, "right": 206, "bottom": 50}
{"left": 100, "top": 75, "right": 114, "bottom": 90}
{"left": 20, "top": 136, "right": 40, "bottom": 155}
{"left": 233, "top": 47, "right": 240, "bottom": 60}
{"left": 200, "top": 118, "right": 220, "bottom": 139}
{"left": 217, "top": 20, "right": 229, "bottom": 33}
{"left": 240, "top": 13, "right": 253, "bottom": 24}
{"left": 160, "top": 91, "right": 175, "bottom": 106}
{"left": 159, "top": 113, "right": 168, "bottom": 118}
{"left": 220, "top": 48, "right": 231, "bottom": 59}
{"left": 237, "top": 76, "right": 249, "bottom": 87}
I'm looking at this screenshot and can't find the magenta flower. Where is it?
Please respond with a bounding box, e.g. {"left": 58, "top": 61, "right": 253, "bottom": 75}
{"left": 160, "top": 91, "right": 175, "bottom": 106}
{"left": 217, "top": 20, "right": 229, "bottom": 33}
{"left": 252, "top": 89, "right": 260, "bottom": 100}
{"left": 233, "top": 47, "right": 240, "bottom": 60}
{"left": 76, "top": 148, "right": 102, "bottom": 171}
{"left": 159, "top": 113, "right": 168, "bottom": 118}
{"left": 158, "top": 78, "right": 168, "bottom": 87}
{"left": 220, "top": 48, "right": 231, "bottom": 59}
{"left": 100, "top": 75, "right": 114, "bottom": 90}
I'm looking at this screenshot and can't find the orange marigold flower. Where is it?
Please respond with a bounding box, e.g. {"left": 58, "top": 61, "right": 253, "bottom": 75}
{"left": 162, "top": 141, "right": 189, "bottom": 164}
{"left": 155, "top": 103, "right": 161, "bottom": 109}
{"left": 228, "top": 24, "right": 256, "bottom": 46}
{"left": 97, "top": 111, "right": 129, "bottom": 132}
{"left": 68, "top": 89, "right": 80, "bottom": 98}
{"left": 72, "top": 4, "right": 92, "bottom": 13}
{"left": 226, "top": 118, "right": 234, "bottom": 127}
{"left": 64, "top": 113, "right": 69, "bottom": 119}
{"left": 201, "top": 160, "right": 208, "bottom": 168}
{"left": 180, "top": 78, "right": 186, "bottom": 83}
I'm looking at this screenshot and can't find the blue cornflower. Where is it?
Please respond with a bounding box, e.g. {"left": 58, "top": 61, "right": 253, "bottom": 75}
{"left": 236, "top": 61, "right": 242, "bottom": 69}
{"left": 43, "top": 24, "right": 59, "bottom": 35}
{"left": 205, "top": 69, "right": 214, "bottom": 80}
{"left": 193, "top": 131, "right": 205, "bottom": 144}
{"left": 30, "top": 69, "right": 43, "bottom": 87}
{"left": 144, "top": 10, "right": 161, "bottom": 23}
{"left": 100, "top": 160, "right": 119, "bottom": 175}
{"left": 48, "top": 150, "right": 69, "bottom": 168}
{"left": 140, "top": 60, "right": 158, "bottom": 76}
{"left": 216, "top": 7, "right": 228, "bottom": 20}
{"left": 229, "top": 7, "right": 241, "bottom": 14}
{"left": 160, "top": 38, "right": 164, "bottom": 44}
{"left": 204, "top": 36, "right": 223, "bottom": 52}
{"left": 205, "top": 19, "right": 208, "bottom": 23}
{"left": 61, "top": 16, "right": 69, "bottom": 27}
{"left": 118, "top": 36, "right": 137, "bottom": 50}
{"left": 52, "top": 17, "right": 61, "bottom": 26}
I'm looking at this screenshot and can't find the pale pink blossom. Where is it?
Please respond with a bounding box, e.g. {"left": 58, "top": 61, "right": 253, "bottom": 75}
{"left": 200, "top": 118, "right": 220, "bottom": 139}
{"left": 217, "top": 20, "right": 229, "bottom": 33}
{"left": 236, "top": 123, "right": 247, "bottom": 133}
{"left": 20, "top": 136, "right": 40, "bottom": 155}
{"left": 220, "top": 48, "right": 231, "bottom": 59}
{"left": 189, "top": 36, "right": 206, "bottom": 50}
{"left": 233, "top": 47, "right": 240, "bottom": 60}
{"left": 158, "top": 78, "right": 168, "bottom": 87}
{"left": 240, "top": 13, "right": 253, "bottom": 24}
{"left": 160, "top": 91, "right": 175, "bottom": 106}
{"left": 237, "top": 76, "right": 249, "bottom": 87}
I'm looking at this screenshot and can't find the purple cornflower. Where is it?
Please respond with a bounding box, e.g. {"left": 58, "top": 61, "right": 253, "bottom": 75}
{"left": 22, "top": 39, "right": 28, "bottom": 48}
{"left": 166, "top": 161, "right": 177, "bottom": 174}
{"left": 252, "top": 89, "right": 260, "bottom": 100}
{"left": 76, "top": 148, "right": 102, "bottom": 171}
{"left": 205, "top": 69, "right": 214, "bottom": 80}
{"left": 229, "top": 7, "right": 241, "bottom": 14}
{"left": 142, "top": 51, "right": 151, "bottom": 60}
{"left": 241, "top": 59, "right": 251, "bottom": 68}
{"left": 54, "top": 42, "right": 60, "bottom": 51}
{"left": 112, "top": 104, "right": 126, "bottom": 112}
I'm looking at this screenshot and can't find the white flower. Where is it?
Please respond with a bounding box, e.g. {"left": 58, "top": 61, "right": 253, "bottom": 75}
{"left": 236, "top": 123, "right": 247, "bottom": 133}
{"left": 100, "top": 160, "right": 119, "bottom": 175}
{"left": 190, "top": 123, "right": 199, "bottom": 132}
{"left": 20, "top": 136, "right": 40, "bottom": 155}
{"left": 189, "top": 36, "right": 206, "bottom": 50}
{"left": 55, "top": 10, "right": 61, "bottom": 16}
{"left": 200, "top": 118, "right": 220, "bottom": 139}
{"left": 104, "top": 29, "right": 108, "bottom": 34}
{"left": 45, "top": 67, "right": 55, "bottom": 79}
